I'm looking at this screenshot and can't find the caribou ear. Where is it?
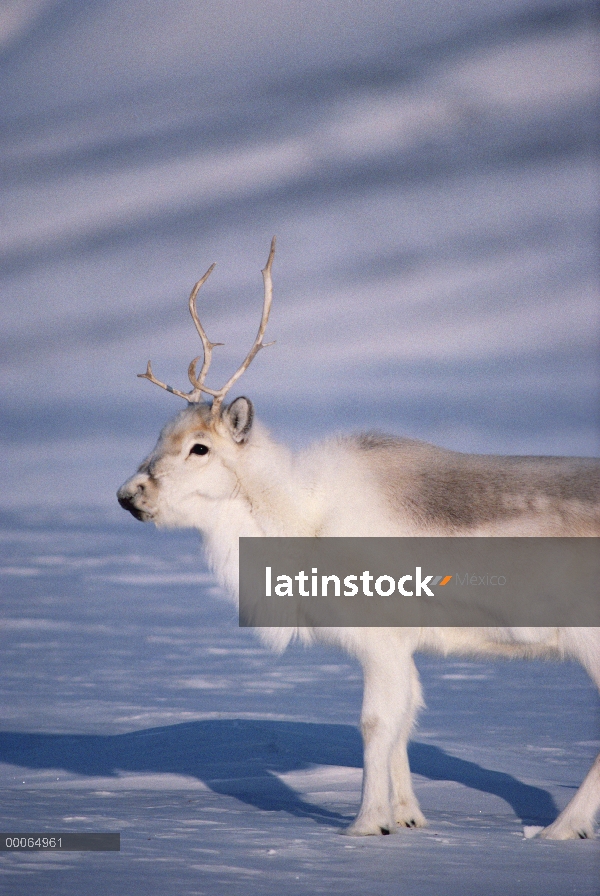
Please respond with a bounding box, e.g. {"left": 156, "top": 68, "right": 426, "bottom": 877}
{"left": 222, "top": 397, "right": 254, "bottom": 443}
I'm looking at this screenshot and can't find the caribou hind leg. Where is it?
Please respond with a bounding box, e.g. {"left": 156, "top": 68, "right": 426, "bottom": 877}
{"left": 541, "top": 636, "right": 600, "bottom": 839}
{"left": 540, "top": 753, "right": 600, "bottom": 839}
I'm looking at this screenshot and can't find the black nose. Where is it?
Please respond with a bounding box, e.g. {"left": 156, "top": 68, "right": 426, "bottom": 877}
{"left": 117, "top": 492, "right": 146, "bottom": 521}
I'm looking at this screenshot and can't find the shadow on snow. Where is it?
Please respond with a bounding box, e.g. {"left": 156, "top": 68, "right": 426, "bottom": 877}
{"left": 0, "top": 720, "right": 558, "bottom": 829}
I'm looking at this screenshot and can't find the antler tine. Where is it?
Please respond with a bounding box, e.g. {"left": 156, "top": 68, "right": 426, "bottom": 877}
{"left": 138, "top": 262, "right": 223, "bottom": 404}
{"left": 137, "top": 361, "right": 192, "bottom": 401}
{"left": 186, "top": 263, "right": 225, "bottom": 399}
{"left": 210, "top": 236, "right": 276, "bottom": 414}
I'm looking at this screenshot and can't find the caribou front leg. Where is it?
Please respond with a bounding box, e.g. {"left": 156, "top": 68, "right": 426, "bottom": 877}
{"left": 347, "top": 642, "right": 421, "bottom": 835}
{"left": 390, "top": 657, "right": 427, "bottom": 828}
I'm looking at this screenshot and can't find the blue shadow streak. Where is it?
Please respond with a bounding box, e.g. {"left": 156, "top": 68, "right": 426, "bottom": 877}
{"left": 0, "top": 720, "right": 558, "bottom": 828}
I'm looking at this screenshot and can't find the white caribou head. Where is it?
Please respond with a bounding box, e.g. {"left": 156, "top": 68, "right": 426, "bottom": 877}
{"left": 117, "top": 239, "right": 276, "bottom": 530}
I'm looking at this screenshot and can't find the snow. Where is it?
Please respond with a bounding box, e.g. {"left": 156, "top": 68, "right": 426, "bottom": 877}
{"left": 0, "top": 0, "right": 599, "bottom": 892}
{"left": 0, "top": 511, "right": 598, "bottom": 894}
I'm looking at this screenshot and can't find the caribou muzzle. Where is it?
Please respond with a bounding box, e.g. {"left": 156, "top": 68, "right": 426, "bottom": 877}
{"left": 117, "top": 478, "right": 154, "bottom": 522}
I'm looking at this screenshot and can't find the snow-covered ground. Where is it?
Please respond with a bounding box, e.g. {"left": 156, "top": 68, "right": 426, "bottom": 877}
{"left": 1, "top": 0, "right": 599, "bottom": 893}
{"left": 0, "top": 511, "right": 599, "bottom": 895}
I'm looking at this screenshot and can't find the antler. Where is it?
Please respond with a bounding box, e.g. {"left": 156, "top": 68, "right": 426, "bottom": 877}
{"left": 138, "top": 237, "right": 276, "bottom": 414}
{"left": 208, "top": 236, "right": 276, "bottom": 414}
{"left": 186, "top": 263, "right": 224, "bottom": 402}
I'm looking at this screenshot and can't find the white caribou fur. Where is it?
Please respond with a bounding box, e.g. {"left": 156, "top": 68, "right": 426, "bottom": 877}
{"left": 118, "top": 399, "right": 600, "bottom": 839}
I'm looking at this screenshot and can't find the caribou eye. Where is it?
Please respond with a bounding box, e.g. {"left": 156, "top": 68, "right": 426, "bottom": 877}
{"left": 189, "top": 443, "right": 209, "bottom": 456}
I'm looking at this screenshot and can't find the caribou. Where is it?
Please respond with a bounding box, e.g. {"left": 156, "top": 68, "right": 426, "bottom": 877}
{"left": 118, "top": 238, "right": 600, "bottom": 838}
